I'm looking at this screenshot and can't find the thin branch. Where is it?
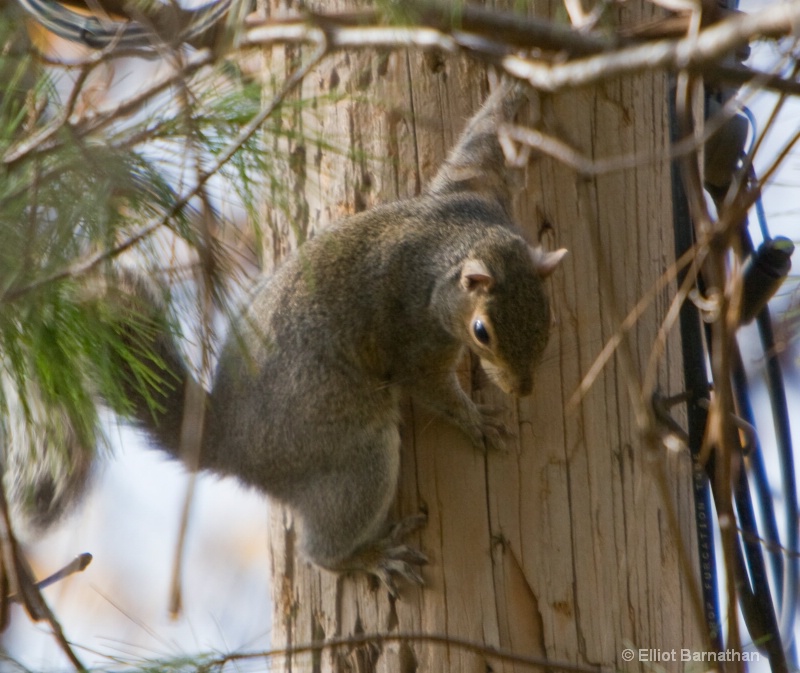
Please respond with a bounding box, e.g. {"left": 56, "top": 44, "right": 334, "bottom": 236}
{"left": 703, "top": 61, "right": 800, "bottom": 97}
{"left": 641, "top": 242, "right": 708, "bottom": 401}
{"left": 1, "top": 43, "right": 327, "bottom": 304}
{"left": 410, "top": 0, "right": 613, "bottom": 55}
{"left": 503, "top": 57, "right": 800, "bottom": 178}
{"left": 569, "top": 86, "right": 713, "bottom": 648}
{"left": 756, "top": 126, "right": 800, "bottom": 189}
{"left": 243, "top": 23, "right": 459, "bottom": 52}
{"left": 18, "top": 0, "right": 800, "bottom": 103}
{"left": 2, "top": 62, "right": 95, "bottom": 165}
{"left": 238, "top": 4, "right": 800, "bottom": 95}
{"left": 2, "top": 48, "right": 215, "bottom": 169}
{"left": 0, "top": 475, "right": 86, "bottom": 670}
{"left": 14, "top": 2, "right": 800, "bottom": 176}
{"left": 501, "top": 0, "right": 800, "bottom": 91}
{"left": 7, "top": 553, "right": 93, "bottom": 601}
{"left": 738, "top": 60, "right": 800, "bottom": 195}
{"left": 212, "top": 631, "right": 609, "bottom": 673}
{"left": 567, "top": 241, "right": 702, "bottom": 410}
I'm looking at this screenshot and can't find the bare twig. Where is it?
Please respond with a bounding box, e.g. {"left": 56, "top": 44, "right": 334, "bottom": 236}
{"left": 641, "top": 242, "right": 708, "bottom": 401}
{"left": 736, "top": 60, "right": 800, "bottom": 199}
{"left": 20, "top": 0, "right": 800, "bottom": 102}
{"left": 0, "top": 475, "right": 86, "bottom": 670}
{"left": 568, "top": 241, "right": 703, "bottom": 410}
{"left": 13, "top": 1, "right": 800, "bottom": 178}
{"left": 164, "top": 60, "right": 205, "bottom": 620}
{"left": 7, "top": 553, "right": 93, "bottom": 602}
{"left": 239, "top": 4, "right": 800, "bottom": 96}
{"left": 1, "top": 43, "right": 327, "bottom": 305}
{"left": 212, "top": 631, "right": 609, "bottom": 673}
{"left": 410, "top": 0, "right": 613, "bottom": 55}
{"left": 502, "top": 0, "right": 800, "bottom": 92}
{"left": 501, "top": 61, "right": 788, "bottom": 177}
{"left": 243, "top": 23, "right": 458, "bottom": 53}
{"left": 2, "top": 48, "right": 215, "bottom": 169}
{"left": 3, "top": 62, "right": 94, "bottom": 166}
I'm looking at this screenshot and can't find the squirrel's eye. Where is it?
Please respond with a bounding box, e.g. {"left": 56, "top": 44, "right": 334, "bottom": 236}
{"left": 473, "top": 319, "right": 490, "bottom": 345}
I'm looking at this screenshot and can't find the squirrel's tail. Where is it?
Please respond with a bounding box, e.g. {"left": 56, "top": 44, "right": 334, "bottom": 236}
{"left": 2, "top": 370, "right": 96, "bottom": 531}
{"left": 107, "top": 270, "right": 193, "bottom": 460}
{"left": 427, "top": 77, "right": 530, "bottom": 207}
{"left": 2, "top": 270, "right": 190, "bottom": 533}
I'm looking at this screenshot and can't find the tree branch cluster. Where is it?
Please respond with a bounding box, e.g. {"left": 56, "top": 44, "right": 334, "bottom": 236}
{"left": 240, "top": 1, "right": 800, "bottom": 94}
{"left": 15, "top": 0, "right": 800, "bottom": 94}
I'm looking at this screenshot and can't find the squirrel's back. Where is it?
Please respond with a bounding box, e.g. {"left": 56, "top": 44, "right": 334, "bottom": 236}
{"left": 202, "top": 189, "right": 541, "bottom": 481}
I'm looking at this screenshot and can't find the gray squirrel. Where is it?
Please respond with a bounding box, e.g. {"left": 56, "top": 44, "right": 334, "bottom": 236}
{"left": 20, "top": 79, "right": 567, "bottom": 593}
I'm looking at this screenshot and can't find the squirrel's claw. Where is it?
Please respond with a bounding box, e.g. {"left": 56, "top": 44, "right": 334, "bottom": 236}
{"left": 475, "top": 404, "right": 513, "bottom": 452}
{"left": 368, "top": 514, "right": 429, "bottom": 598}
{"left": 375, "top": 547, "right": 428, "bottom": 597}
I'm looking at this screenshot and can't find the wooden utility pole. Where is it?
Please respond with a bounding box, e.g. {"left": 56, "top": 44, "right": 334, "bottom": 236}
{"left": 261, "top": 2, "right": 704, "bottom": 670}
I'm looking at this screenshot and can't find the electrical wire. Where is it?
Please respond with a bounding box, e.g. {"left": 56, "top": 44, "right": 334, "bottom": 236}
{"left": 14, "top": 0, "right": 231, "bottom": 50}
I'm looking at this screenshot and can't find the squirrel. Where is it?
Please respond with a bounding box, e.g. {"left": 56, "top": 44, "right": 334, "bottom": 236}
{"left": 14, "top": 78, "right": 567, "bottom": 594}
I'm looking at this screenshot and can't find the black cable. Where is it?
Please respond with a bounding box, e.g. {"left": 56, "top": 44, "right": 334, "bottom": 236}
{"left": 742, "top": 226, "right": 799, "bottom": 665}
{"left": 731, "top": 341, "right": 785, "bottom": 611}
{"left": 694, "top": 107, "right": 797, "bottom": 670}
{"left": 730, "top": 337, "right": 788, "bottom": 673}
{"left": 14, "top": 0, "right": 231, "bottom": 50}
{"left": 668, "top": 85, "right": 723, "bottom": 650}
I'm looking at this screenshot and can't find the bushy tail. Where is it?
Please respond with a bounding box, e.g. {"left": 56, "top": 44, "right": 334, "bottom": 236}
{"left": 427, "top": 77, "right": 530, "bottom": 206}
{"left": 2, "top": 270, "right": 191, "bottom": 532}
{"left": 106, "top": 270, "right": 192, "bottom": 460}
{"left": 2, "top": 370, "right": 95, "bottom": 531}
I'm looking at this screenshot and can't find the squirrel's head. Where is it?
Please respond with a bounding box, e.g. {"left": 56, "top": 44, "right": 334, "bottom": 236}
{"left": 458, "top": 244, "right": 567, "bottom": 397}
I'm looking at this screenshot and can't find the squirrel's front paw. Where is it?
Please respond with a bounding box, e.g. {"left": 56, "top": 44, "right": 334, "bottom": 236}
{"left": 462, "top": 404, "right": 511, "bottom": 452}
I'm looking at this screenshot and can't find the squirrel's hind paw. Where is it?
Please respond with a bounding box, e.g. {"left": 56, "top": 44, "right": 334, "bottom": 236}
{"left": 373, "top": 546, "right": 428, "bottom": 597}
{"left": 353, "top": 513, "right": 429, "bottom": 598}
{"left": 387, "top": 512, "right": 428, "bottom": 541}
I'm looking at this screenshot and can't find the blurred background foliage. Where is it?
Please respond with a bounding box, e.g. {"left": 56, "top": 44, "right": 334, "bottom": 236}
{"left": 0, "top": 1, "right": 269, "bottom": 532}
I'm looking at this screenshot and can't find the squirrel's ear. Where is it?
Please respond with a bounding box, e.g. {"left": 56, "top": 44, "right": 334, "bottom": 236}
{"left": 529, "top": 246, "right": 568, "bottom": 278}
{"left": 461, "top": 258, "right": 495, "bottom": 291}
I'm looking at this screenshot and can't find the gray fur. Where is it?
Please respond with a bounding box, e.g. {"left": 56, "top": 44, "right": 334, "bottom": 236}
{"left": 27, "top": 79, "right": 564, "bottom": 592}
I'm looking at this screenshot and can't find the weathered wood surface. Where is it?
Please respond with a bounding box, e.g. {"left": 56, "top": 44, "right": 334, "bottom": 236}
{"left": 260, "top": 3, "right": 703, "bottom": 670}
